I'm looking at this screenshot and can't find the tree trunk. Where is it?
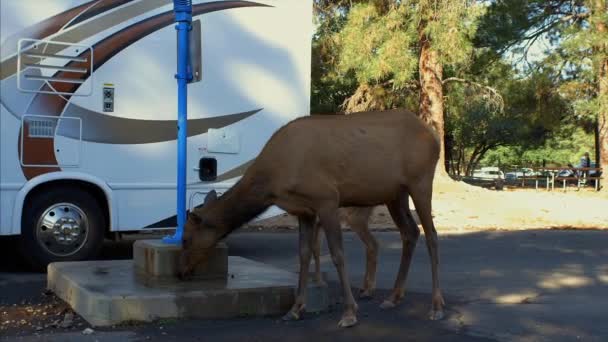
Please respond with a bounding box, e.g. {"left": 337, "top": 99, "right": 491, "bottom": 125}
{"left": 458, "top": 146, "right": 465, "bottom": 176}
{"left": 465, "top": 145, "right": 482, "bottom": 176}
{"left": 593, "top": 0, "right": 607, "bottom": 191}
{"left": 598, "top": 57, "right": 607, "bottom": 191}
{"left": 472, "top": 145, "right": 494, "bottom": 172}
{"left": 455, "top": 146, "right": 461, "bottom": 176}
{"left": 445, "top": 132, "right": 454, "bottom": 175}
{"left": 596, "top": 117, "right": 601, "bottom": 172}
{"left": 418, "top": 30, "right": 447, "bottom": 177}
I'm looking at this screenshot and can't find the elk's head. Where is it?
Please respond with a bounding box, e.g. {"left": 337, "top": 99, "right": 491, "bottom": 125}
{"left": 178, "top": 190, "right": 223, "bottom": 280}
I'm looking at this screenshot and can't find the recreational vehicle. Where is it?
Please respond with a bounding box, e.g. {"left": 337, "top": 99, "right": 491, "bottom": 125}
{"left": 0, "top": 0, "right": 313, "bottom": 269}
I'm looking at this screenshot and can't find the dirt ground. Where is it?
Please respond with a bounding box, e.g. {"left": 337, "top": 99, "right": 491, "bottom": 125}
{"left": 0, "top": 289, "right": 87, "bottom": 338}
{"left": 246, "top": 179, "right": 608, "bottom": 233}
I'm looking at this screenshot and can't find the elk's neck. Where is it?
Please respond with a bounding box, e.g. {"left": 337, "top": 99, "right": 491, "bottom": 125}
{"left": 212, "top": 176, "right": 272, "bottom": 234}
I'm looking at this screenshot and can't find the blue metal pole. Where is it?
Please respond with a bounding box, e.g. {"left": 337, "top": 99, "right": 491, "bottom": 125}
{"left": 164, "top": 0, "right": 192, "bottom": 244}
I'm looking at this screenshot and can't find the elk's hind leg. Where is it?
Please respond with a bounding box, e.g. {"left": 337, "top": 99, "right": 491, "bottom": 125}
{"left": 311, "top": 218, "right": 326, "bottom": 286}
{"left": 343, "top": 207, "right": 377, "bottom": 299}
{"left": 410, "top": 177, "right": 445, "bottom": 320}
{"left": 380, "top": 190, "right": 420, "bottom": 309}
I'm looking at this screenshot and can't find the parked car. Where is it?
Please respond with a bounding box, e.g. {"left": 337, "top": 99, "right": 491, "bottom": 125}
{"left": 557, "top": 168, "right": 575, "bottom": 178}
{"left": 581, "top": 161, "right": 601, "bottom": 177}
{"left": 473, "top": 167, "right": 505, "bottom": 180}
{"left": 505, "top": 167, "right": 539, "bottom": 179}
{"left": 468, "top": 167, "right": 505, "bottom": 190}
{"left": 505, "top": 172, "right": 518, "bottom": 181}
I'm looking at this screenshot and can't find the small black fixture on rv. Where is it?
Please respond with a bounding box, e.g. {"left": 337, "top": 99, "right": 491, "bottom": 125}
{"left": 199, "top": 157, "right": 217, "bottom": 181}
{"left": 102, "top": 86, "right": 114, "bottom": 112}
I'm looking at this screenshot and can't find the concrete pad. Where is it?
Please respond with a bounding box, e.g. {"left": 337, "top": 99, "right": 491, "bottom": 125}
{"left": 48, "top": 257, "right": 299, "bottom": 327}
{"left": 133, "top": 240, "right": 227, "bottom": 284}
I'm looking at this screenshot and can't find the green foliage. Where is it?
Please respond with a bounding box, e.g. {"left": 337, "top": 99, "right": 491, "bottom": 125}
{"left": 336, "top": 3, "right": 418, "bottom": 87}
{"left": 556, "top": 0, "right": 608, "bottom": 122}
{"left": 452, "top": 0, "right": 602, "bottom": 172}
{"left": 310, "top": 1, "right": 356, "bottom": 113}
{"left": 309, "top": 0, "right": 600, "bottom": 175}
{"left": 445, "top": 58, "right": 573, "bottom": 175}
{"left": 481, "top": 126, "right": 595, "bottom": 168}
{"left": 334, "top": 0, "right": 483, "bottom": 89}
{"left": 423, "top": 0, "right": 485, "bottom": 66}
{"left": 475, "top": 0, "right": 588, "bottom": 67}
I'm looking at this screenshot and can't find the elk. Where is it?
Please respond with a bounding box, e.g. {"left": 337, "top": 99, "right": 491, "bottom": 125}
{"left": 179, "top": 108, "right": 444, "bottom": 328}
{"left": 310, "top": 206, "right": 378, "bottom": 298}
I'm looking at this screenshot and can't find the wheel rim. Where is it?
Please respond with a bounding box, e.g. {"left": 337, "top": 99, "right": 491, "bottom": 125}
{"left": 35, "top": 203, "right": 89, "bottom": 257}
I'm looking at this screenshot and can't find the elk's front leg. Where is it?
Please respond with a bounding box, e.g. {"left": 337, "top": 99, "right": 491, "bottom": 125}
{"left": 319, "top": 206, "right": 358, "bottom": 328}
{"left": 282, "top": 215, "right": 315, "bottom": 321}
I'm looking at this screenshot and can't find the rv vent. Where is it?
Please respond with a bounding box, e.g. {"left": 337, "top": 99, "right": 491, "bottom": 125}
{"left": 27, "top": 118, "right": 56, "bottom": 138}
{"left": 21, "top": 114, "right": 82, "bottom": 168}
{"left": 17, "top": 38, "right": 93, "bottom": 96}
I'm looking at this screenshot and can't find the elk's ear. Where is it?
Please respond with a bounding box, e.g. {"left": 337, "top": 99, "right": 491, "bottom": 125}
{"left": 204, "top": 190, "right": 217, "bottom": 206}
{"left": 188, "top": 211, "right": 202, "bottom": 224}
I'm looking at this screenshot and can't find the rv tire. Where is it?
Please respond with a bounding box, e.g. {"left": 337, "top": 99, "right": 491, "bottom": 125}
{"left": 19, "top": 187, "right": 106, "bottom": 272}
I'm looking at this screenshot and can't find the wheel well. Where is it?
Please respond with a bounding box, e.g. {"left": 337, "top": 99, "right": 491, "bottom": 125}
{"left": 23, "top": 180, "right": 110, "bottom": 235}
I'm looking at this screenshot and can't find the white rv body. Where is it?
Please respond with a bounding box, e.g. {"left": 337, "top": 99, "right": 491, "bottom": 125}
{"left": 0, "top": 0, "right": 312, "bottom": 262}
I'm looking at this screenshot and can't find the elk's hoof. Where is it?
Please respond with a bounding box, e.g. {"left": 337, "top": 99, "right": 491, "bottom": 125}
{"left": 359, "top": 288, "right": 374, "bottom": 299}
{"left": 177, "top": 270, "right": 193, "bottom": 281}
{"left": 282, "top": 310, "right": 300, "bottom": 321}
{"left": 379, "top": 300, "right": 397, "bottom": 309}
{"left": 338, "top": 315, "right": 357, "bottom": 328}
{"left": 429, "top": 309, "right": 445, "bottom": 321}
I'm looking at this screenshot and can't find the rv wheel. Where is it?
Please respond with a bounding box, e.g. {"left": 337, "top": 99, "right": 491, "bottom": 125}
{"left": 19, "top": 187, "right": 105, "bottom": 272}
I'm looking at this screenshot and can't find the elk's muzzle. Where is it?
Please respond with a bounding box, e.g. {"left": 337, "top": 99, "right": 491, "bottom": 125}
{"left": 177, "top": 249, "right": 211, "bottom": 281}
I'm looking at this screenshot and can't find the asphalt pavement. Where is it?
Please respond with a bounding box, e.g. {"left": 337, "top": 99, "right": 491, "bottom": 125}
{"left": 1, "top": 229, "right": 607, "bottom": 341}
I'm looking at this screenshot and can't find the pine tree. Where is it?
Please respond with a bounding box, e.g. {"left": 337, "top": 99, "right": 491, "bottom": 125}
{"left": 333, "top": 1, "right": 490, "bottom": 175}
{"left": 479, "top": 0, "right": 608, "bottom": 190}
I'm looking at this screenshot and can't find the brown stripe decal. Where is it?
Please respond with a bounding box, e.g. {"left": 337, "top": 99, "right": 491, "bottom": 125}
{"left": 17, "top": 122, "right": 64, "bottom": 179}
{"left": 29, "top": 1, "right": 270, "bottom": 94}
{"left": 2, "top": 0, "right": 98, "bottom": 51}
{"left": 0, "top": 0, "right": 138, "bottom": 80}
{"left": 19, "top": 1, "right": 271, "bottom": 180}
{"left": 18, "top": 93, "right": 69, "bottom": 178}
{"left": 65, "top": 0, "right": 135, "bottom": 29}
{"left": 59, "top": 107, "right": 262, "bottom": 144}
{"left": 215, "top": 159, "right": 254, "bottom": 182}
{"left": 89, "top": 1, "right": 272, "bottom": 75}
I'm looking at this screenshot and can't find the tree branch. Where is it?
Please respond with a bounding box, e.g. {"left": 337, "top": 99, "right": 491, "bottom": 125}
{"left": 442, "top": 77, "right": 504, "bottom": 110}
{"left": 559, "top": 11, "right": 590, "bottom": 22}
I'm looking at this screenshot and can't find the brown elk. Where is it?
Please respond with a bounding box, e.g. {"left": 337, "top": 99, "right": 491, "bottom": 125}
{"left": 310, "top": 206, "right": 378, "bottom": 299}
{"left": 178, "top": 108, "right": 444, "bottom": 328}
